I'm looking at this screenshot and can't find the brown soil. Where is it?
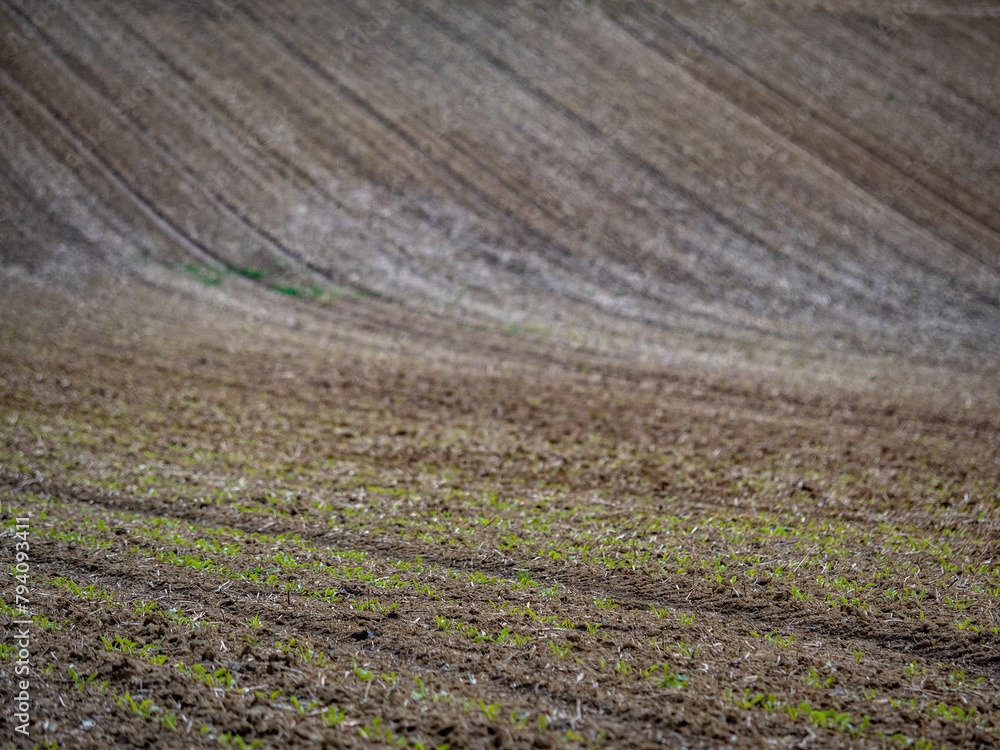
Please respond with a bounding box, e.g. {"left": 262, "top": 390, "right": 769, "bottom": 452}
{"left": 1, "top": 279, "right": 999, "bottom": 749}
{"left": 2, "top": 0, "right": 999, "bottom": 362}
{"left": 2, "top": 1, "right": 1000, "bottom": 748}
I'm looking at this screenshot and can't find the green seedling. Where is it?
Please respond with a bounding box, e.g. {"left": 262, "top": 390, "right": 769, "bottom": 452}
{"left": 219, "top": 732, "right": 263, "bottom": 749}
{"left": 640, "top": 663, "right": 688, "bottom": 687}
{"left": 670, "top": 640, "right": 701, "bottom": 658}
{"left": 321, "top": 707, "right": 347, "bottom": 727}
{"left": 803, "top": 668, "right": 836, "bottom": 688}
{"left": 411, "top": 677, "right": 430, "bottom": 701}
{"left": 510, "top": 710, "right": 529, "bottom": 727}
{"left": 549, "top": 641, "right": 571, "bottom": 659}
{"left": 479, "top": 700, "right": 501, "bottom": 721}
{"left": 358, "top": 717, "right": 407, "bottom": 746}
{"left": 67, "top": 667, "right": 99, "bottom": 692}
{"left": 730, "top": 689, "right": 778, "bottom": 711}
{"left": 751, "top": 629, "right": 795, "bottom": 648}
{"left": 353, "top": 660, "right": 375, "bottom": 682}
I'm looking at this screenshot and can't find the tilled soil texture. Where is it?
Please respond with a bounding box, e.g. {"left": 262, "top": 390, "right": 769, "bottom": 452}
{"left": 2, "top": 0, "right": 1000, "bottom": 362}
{"left": 1, "top": 282, "right": 999, "bottom": 749}
{"left": 3, "top": 0, "right": 1000, "bottom": 748}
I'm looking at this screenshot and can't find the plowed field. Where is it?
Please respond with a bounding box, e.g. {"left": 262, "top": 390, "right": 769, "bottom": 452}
{"left": 3, "top": 1, "right": 1000, "bottom": 748}
{"left": 2, "top": 279, "right": 999, "bottom": 749}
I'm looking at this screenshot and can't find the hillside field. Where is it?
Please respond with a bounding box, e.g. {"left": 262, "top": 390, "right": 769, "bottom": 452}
{"left": 2, "top": 1, "right": 1000, "bottom": 748}
{"left": 2, "top": 279, "right": 999, "bottom": 749}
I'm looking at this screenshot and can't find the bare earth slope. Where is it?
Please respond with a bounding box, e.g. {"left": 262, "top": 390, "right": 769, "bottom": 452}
{"left": 1, "top": 272, "right": 999, "bottom": 749}
{"left": 3, "top": 2, "right": 1000, "bottom": 749}
{"left": 2, "top": 0, "right": 999, "bottom": 363}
